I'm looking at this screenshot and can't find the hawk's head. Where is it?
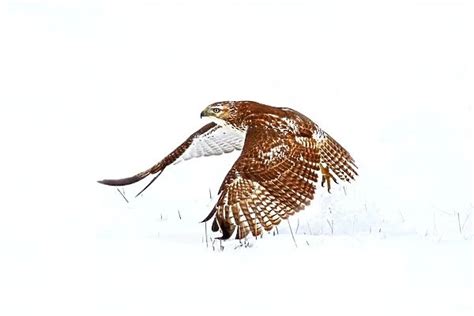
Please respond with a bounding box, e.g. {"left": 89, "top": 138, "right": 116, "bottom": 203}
{"left": 200, "top": 101, "right": 240, "bottom": 126}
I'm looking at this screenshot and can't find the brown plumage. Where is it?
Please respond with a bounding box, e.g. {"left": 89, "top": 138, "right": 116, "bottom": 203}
{"left": 98, "top": 101, "right": 357, "bottom": 240}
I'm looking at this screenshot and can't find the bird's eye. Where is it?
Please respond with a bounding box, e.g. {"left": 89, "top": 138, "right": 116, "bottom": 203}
{"left": 212, "top": 108, "right": 221, "bottom": 114}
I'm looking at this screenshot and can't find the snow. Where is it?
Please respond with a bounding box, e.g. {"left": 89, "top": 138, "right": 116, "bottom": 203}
{"left": 0, "top": 0, "right": 472, "bottom": 315}
{"left": 93, "top": 237, "right": 472, "bottom": 316}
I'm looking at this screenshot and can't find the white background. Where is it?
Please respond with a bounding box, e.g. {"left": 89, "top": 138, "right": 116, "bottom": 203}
{"left": 0, "top": 1, "right": 472, "bottom": 315}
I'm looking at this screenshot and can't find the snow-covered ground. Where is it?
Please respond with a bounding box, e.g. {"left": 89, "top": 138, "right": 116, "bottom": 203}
{"left": 0, "top": 1, "right": 472, "bottom": 315}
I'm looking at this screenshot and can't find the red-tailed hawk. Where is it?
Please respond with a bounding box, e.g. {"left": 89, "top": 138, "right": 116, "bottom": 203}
{"left": 98, "top": 101, "right": 357, "bottom": 239}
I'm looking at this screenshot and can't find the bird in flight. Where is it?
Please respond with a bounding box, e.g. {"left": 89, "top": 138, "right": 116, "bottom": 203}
{"left": 98, "top": 101, "right": 357, "bottom": 239}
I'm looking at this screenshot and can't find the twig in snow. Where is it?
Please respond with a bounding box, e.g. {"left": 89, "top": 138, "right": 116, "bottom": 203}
{"left": 211, "top": 238, "right": 216, "bottom": 251}
{"left": 326, "top": 219, "right": 334, "bottom": 235}
{"left": 399, "top": 209, "right": 405, "bottom": 223}
{"left": 295, "top": 218, "right": 300, "bottom": 234}
{"left": 306, "top": 221, "right": 313, "bottom": 235}
{"left": 177, "top": 209, "right": 182, "bottom": 220}
{"left": 461, "top": 212, "right": 471, "bottom": 233}
{"left": 116, "top": 188, "right": 129, "bottom": 203}
{"left": 287, "top": 219, "right": 298, "bottom": 248}
{"left": 457, "top": 212, "right": 462, "bottom": 234}
{"left": 204, "top": 221, "right": 209, "bottom": 248}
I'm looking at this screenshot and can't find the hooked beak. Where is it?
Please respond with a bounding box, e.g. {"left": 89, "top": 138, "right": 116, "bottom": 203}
{"left": 200, "top": 108, "right": 209, "bottom": 119}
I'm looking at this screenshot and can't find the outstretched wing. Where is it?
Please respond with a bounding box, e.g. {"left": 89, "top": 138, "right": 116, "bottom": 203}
{"left": 97, "top": 122, "right": 244, "bottom": 196}
{"left": 314, "top": 128, "right": 358, "bottom": 189}
{"left": 202, "top": 122, "right": 322, "bottom": 239}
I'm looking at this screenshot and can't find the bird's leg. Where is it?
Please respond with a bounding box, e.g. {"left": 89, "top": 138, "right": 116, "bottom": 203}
{"left": 320, "top": 163, "right": 338, "bottom": 193}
